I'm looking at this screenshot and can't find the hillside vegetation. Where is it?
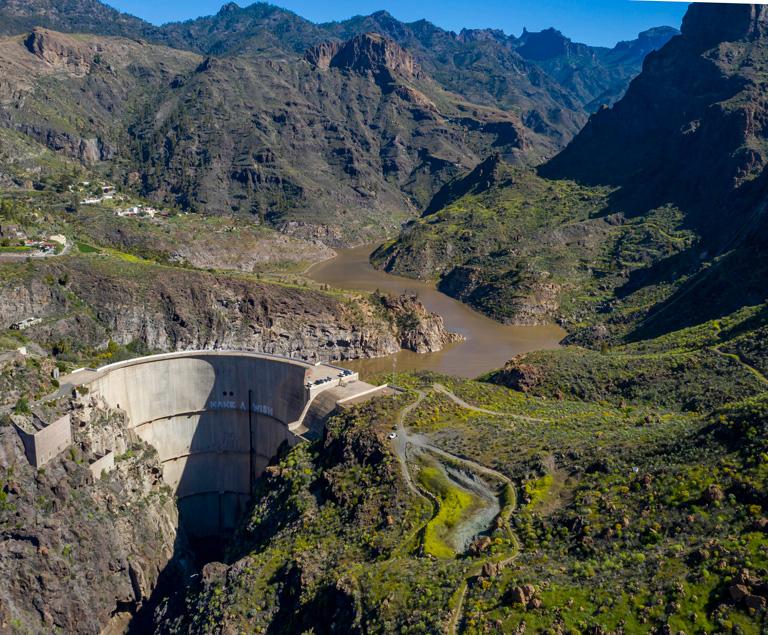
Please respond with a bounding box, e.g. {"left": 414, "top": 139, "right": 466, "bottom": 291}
{"left": 0, "top": 0, "right": 676, "bottom": 245}
{"left": 162, "top": 360, "right": 768, "bottom": 633}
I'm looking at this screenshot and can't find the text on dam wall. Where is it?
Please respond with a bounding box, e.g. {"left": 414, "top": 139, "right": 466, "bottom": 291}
{"left": 207, "top": 400, "right": 275, "bottom": 417}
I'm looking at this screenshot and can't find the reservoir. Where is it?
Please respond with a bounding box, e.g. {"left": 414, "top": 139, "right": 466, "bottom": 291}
{"left": 307, "top": 245, "right": 565, "bottom": 378}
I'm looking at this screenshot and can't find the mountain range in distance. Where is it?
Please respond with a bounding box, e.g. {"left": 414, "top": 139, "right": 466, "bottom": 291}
{"left": 0, "top": 0, "right": 678, "bottom": 243}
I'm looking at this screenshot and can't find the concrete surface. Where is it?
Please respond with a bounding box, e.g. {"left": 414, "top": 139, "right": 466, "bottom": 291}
{"left": 64, "top": 350, "right": 383, "bottom": 536}
{"left": 13, "top": 413, "right": 72, "bottom": 468}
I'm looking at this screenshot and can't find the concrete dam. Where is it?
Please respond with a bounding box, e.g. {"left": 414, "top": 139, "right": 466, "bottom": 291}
{"left": 65, "top": 351, "right": 387, "bottom": 537}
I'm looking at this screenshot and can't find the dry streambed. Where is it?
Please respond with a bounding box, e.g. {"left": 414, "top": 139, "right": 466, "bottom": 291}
{"left": 393, "top": 384, "right": 516, "bottom": 559}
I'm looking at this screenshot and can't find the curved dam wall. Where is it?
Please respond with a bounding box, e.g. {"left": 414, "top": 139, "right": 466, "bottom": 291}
{"left": 85, "top": 352, "right": 318, "bottom": 537}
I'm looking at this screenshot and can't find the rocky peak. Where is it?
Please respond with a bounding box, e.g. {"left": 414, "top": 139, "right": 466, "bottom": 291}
{"left": 681, "top": 2, "right": 768, "bottom": 49}
{"left": 303, "top": 39, "right": 341, "bottom": 71}
{"left": 23, "top": 27, "right": 94, "bottom": 74}
{"left": 613, "top": 26, "right": 679, "bottom": 56}
{"left": 306, "top": 32, "right": 417, "bottom": 79}
{"left": 370, "top": 10, "right": 395, "bottom": 22}
{"left": 457, "top": 28, "right": 510, "bottom": 45}
{"left": 637, "top": 26, "right": 680, "bottom": 43}
{"left": 517, "top": 27, "right": 586, "bottom": 61}
{"left": 217, "top": 2, "right": 240, "bottom": 16}
{"left": 464, "top": 152, "right": 505, "bottom": 188}
{"left": 424, "top": 153, "right": 508, "bottom": 215}
{"left": 543, "top": 2, "right": 768, "bottom": 247}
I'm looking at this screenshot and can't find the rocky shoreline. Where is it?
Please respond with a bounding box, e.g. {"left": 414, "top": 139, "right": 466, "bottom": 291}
{"left": 0, "top": 255, "right": 459, "bottom": 368}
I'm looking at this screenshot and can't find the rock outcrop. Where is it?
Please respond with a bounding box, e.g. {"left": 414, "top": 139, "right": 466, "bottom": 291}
{"left": 306, "top": 33, "right": 418, "bottom": 80}
{"left": 438, "top": 265, "right": 561, "bottom": 326}
{"left": 0, "top": 399, "right": 183, "bottom": 634}
{"left": 303, "top": 39, "right": 340, "bottom": 70}
{"left": 24, "top": 27, "right": 94, "bottom": 75}
{"left": 543, "top": 2, "right": 768, "bottom": 248}
{"left": 377, "top": 293, "right": 463, "bottom": 353}
{"left": 491, "top": 354, "right": 545, "bottom": 393}
{"left": 0, "top": 258, "right": 457, "bottom": 361}
{"left": 134, "top": 31, "right": 526, "bottom": 243}
{"left": 516, "top": 28, "right": 588, "bottom": 61}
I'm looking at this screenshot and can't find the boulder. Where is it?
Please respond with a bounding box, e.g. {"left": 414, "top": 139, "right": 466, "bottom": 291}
{"left": 704, "top": 484, "right": 725, "bottom": 504}
{"left": 730, "top": 584, "right": 750, "bottom": 603}
{"left": 745, "top": 594, "right": 767, "bottom": 611}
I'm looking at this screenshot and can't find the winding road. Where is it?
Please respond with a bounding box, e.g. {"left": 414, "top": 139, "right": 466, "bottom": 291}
{"left": 393, "top": 388, "right": 428, "bottom": 499}
{"left": 433, "top": 383, "right": 546, "bottom": 424}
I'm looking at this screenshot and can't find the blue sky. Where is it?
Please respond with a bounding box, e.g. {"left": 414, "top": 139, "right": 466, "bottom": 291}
{"left": 107, "top": 0, "right": 689, "bottom": 47}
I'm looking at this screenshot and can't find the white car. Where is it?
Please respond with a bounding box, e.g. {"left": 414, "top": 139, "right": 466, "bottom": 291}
{"left": 387, "top": 432, "right": 398, "bottom": 440}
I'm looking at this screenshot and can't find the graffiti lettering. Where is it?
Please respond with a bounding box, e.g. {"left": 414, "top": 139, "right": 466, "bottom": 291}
{"left": 207, "top": 400, "right": 274, "bottom": 417}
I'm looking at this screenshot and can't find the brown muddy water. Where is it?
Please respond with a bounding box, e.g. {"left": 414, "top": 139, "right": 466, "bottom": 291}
{"left": 307, "top": 245, "right": 565, "bottom": 378}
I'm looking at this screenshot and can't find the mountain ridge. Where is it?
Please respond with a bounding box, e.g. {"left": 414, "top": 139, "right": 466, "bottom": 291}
{"left": 0, "top": 0, "right": 677, "bottom": 245}
{"left": 377, "top": 2, "right": 768, "bottom": 338}
{"left": 4, "top": 4, "right": 768, "bottom": 634}
{"left": 0, "top": 0, "right": 677, "bottom": 156}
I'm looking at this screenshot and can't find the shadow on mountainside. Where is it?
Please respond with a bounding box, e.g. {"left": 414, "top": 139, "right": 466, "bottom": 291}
{"left": 120, "top": 354, "right": 308, "bottom": 632}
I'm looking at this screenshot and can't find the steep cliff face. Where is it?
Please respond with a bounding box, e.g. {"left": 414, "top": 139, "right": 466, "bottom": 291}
{"left": 23, "top": 27, "right": 94, "bottom": 74}
{"left": 515, "top": 26, "right": 678, "bottom": 110}
{"left": 0, "top": 4, "right": 676, "bottom": 244}
{"left": 375, "top": 293, "right": 464, "bottom": 353}
{"left": 156, "top": 399, "right": 431, "bottom": 634}
{"left": 531, "top": 2, "right": 768, "bottom": 337}
{"left": 0, "top": 256, "right": 458, "bottom": 362}
{"left": 326, "top": 32, "right": 417, "bottom": 78}
{"left": 0, "top": 28, "right": 199, "bottom": 164}
{"left": 543, "top": 3, "right": 768, "bottom": 247}
{"left": 131, "top": 32, "right": 533, "bottom": 244}
{"left": 0, "top": 400, "right": 183, "bottom": 634}
{"left": 378, "top": 3, "right": 768, "bottom": 335}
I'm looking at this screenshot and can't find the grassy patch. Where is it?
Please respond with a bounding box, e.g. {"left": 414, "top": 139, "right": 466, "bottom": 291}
{"left": 524, "top": 473, "right": 554, "bottom": 508}
{"left": 75, "top": 242, "right": 100, "bottom": 254}
{"left": 418, "top": 462, "right": 478, "bottom": 559}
